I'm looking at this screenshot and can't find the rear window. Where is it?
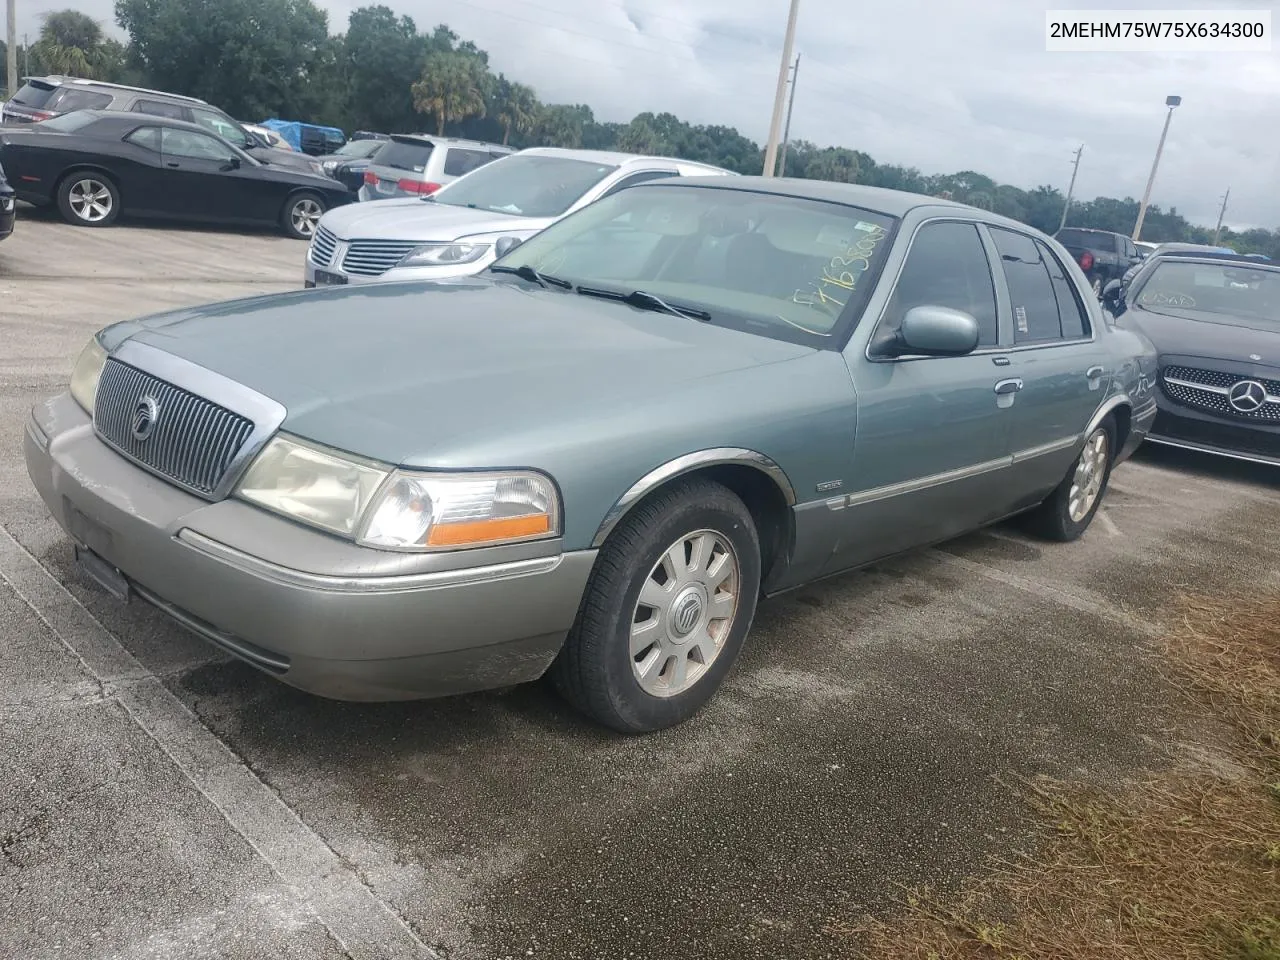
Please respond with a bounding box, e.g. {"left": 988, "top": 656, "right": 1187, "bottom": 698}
{"left": 46, "top": 88, "right": 113, "bottom": 112}
{"left": 376, "top": 138, "right": 434, "bottom": 173}
{"left": 33, "top": 112, "right": 102, "bottom": 133}
{"left": 10, "top": 80, "right": 59, "bottom": 108}
{"left": 1055, "top": 229, "right": 1099, "bottom": 248}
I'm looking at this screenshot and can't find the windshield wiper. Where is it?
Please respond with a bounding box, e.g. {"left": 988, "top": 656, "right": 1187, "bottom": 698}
{"left": 489, "top": 264, "right": 572, "bottom": 289}
{"left": 576, "top": 286, "right": 711, "bottom": 322}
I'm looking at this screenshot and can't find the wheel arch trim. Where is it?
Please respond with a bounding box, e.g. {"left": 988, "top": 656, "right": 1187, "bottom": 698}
{"left": 590, "top": 448, "right": 797, "bottom": 549}
{"left": 1086, "top": 393, "right": 1132, "bottom": 439}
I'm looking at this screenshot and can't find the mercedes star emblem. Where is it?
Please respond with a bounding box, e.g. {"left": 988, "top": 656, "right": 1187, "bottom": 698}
{"left": 1228, "top": 379, "right": 1267, "bottom": 414}
{"left": 131, "top": 395, "right": 160, "bottom": 440}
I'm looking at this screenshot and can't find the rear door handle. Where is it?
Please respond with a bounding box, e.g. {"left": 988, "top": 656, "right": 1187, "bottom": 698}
{"left": 994, "top": 378, "right": 1023, "bottom": 395}
{"left": 1086, "top": 365, "right": 1105, "bottom": 379}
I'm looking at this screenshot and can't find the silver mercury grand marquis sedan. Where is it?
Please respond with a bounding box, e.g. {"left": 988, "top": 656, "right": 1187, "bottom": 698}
{"left": 25, "top": 178, "right": 1158, "bottom": 734}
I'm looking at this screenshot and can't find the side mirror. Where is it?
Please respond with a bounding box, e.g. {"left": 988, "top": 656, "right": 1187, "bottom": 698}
{"left": 1102, "top": 279, "right": 1124, "bottom": 310}
{"left": 220, "top": 157, "right": 241, "bottom": 171}
{"left": 493, "top": 236, "right": 524, "bottom": 258}
{"left": 897, "top": 305, "right": 980, "bottom": 357}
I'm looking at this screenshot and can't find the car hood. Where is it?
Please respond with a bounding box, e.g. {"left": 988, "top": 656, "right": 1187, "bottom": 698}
{"left": 103, "top": 278, "right": 816, "bottom": 467}
{"left": 1126, "top": 305, "right": 1280, "bottom": 365}
{"left": 320, "top": 198, "right": 548, "bottom": 242}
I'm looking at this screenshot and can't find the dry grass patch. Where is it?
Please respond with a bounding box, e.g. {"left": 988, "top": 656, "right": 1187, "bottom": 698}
{"left": 848, "top": 594, "right": 1280, "bottom": 960}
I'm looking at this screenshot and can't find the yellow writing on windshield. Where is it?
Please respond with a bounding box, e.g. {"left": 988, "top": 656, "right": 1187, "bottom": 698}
{"left": 792, "top": 224, "right": 888, "bottom": 316}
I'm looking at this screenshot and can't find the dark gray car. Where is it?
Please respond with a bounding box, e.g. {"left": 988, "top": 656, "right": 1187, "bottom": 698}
{"left": 24, "top": 178, "right": 1157, "bottom": 733}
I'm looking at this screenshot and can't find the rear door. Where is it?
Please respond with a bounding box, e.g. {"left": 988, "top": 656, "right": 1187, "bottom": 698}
{"left": 988, "top": 226, "right": 1111, "bottom": 504}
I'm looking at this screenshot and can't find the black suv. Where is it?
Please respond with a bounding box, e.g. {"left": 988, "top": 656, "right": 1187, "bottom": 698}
{"left": 1, "top": 76, "right": 322, "bottom": 175}
{"left": 1054, "top": 227, "right": 1144, "bottom": 296}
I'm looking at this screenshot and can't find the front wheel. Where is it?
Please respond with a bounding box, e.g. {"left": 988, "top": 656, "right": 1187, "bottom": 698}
{"left": 282, "top": 192, "right": 325, "bottom": 240}
{"left": 57, "top": 173, "right": 120, "bottom": 227}
{"left": 550, "top": 477, "right": 762, "bottom": 734}
{"left": 1022, "top": 418, "right": 1115, "bottom": 542}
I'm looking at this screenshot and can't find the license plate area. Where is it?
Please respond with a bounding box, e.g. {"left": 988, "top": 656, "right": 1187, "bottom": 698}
{"left": 74, "top": 545, "right": 131, "bottom": 602}
{"left": 313, "top": 269, "right": 347, "bottom": 286}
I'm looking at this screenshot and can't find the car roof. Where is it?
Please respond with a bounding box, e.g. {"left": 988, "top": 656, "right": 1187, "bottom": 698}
{"left": 386, "top": 133, "right": 511, "bottom": 150}
{"left": 1057, "top": 227, "right": 1121, "bottom": 235}
{"left": 22, "top": 74, "right": 208, "bottom": 105}
{"left": 637, "top": 175, "right": 1032, "bottom": 223}
{"left": 1149, "top": 250, "right": 1279, "bottom": 269}
{"left": 52, "top": 109, "right": 241, "bottom": 139}
{"left": 513, "top": 146, "right": 734, "bottom": 174}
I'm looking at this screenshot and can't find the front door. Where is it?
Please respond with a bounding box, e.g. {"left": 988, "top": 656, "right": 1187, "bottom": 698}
{"left": 827, "top": 219, "right": 1020, "bottom": 574}
{"left": 157, "top": 127, "right": 254, "bottom": 221}
{"left": 986, "top": 226, "right": 1112, "bottom": 503}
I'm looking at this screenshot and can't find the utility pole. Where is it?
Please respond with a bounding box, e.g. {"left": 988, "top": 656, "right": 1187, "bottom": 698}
{"left": 1212, "top": 187, "right": 1230, "bottom": 246}
{"left": 1133, "top": 95, "right": 1181, "bottom": 241}
{"left": 6, "top": 0, "right": 17, "bottom": 101}
{"left": 777, "top": 54, "right": 800, "bottom": 177}
{"left": 762, "top": 0, "right": 800, "bottom": 178}
{"left": 1057, "top": 144, "right": 1084, "bottom": 233}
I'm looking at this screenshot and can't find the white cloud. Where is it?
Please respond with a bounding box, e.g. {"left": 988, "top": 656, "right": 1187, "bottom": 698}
{"left": 14, "top": 0, "right": 1278, "bottom": 228}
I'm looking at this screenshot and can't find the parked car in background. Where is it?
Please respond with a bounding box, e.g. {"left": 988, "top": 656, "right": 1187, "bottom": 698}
{"left": 27, "top": 178, "right": 1156, "bottom": 733}
{"left": 1104, "top": 253, "right": 1280, "bottom": 466}
{"left": 258, "top": 119, "right": 346, "bottom": 156}
{"left": 358, "top": 134, "right": 513, "bottom": 201}
{"left": 1054, "top": 227, "right": 1144, "bottom": 295}
{"left": 0, "top": 160, "right": 15, "bottom": 241}
{"left": 1134, "top": 240, "right": 1159, "bottom": 257}
{"left": 351, "top": 130, "right": 391, "bottom": 143}
{"left": 242, "top": 122, "right": 293, "bottom": 151}
{"left": 0, "top": 111, "right": 350, "bottom": 239}
{"left": 308, "top": 148, "right": 735, "bottom": 286}
{"left": 319, "top": 138, "right": 387, "bottom": 193}
{"left": 0, "top": 75, "right": 323, "bottom": 176}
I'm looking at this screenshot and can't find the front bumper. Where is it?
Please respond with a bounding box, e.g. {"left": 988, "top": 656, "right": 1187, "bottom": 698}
{"left": 1146, "top": 402, "right": 1280, "bottom": 467}
{"left": 303, "top": 250, "right": 493, "bottom": 288}
{"left": 24, "top": 393, "right": 596, "bottom": 701}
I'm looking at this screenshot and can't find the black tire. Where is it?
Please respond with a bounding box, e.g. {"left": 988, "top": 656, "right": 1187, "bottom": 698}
{"left": 1022, "top": 416, "right": 1116, "bottom": 542}
{"left": 282, "top": 191, "right": 326, "bottom": 240}
{"left": 551, "top": 477, "right": 762, "bottom": 734}
{"left": 56, "top": 172, "right": 120, "bottom": 228}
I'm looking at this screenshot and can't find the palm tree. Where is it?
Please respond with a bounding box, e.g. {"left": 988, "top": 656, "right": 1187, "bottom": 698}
{"left": 411, "top": 52, "right": 488, "bottom": 137}
{"left": 495, "top": 79, "right": 539, "bottom": 146}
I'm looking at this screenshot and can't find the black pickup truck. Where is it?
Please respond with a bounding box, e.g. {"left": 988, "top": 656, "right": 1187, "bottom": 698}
{"left": 1053, "top": 227, "right": 1144, "bottom": 296}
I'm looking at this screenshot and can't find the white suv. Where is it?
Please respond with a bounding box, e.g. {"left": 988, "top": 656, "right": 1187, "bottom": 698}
{"left": 358, "top": 134, "right": 513, "bottom": 201}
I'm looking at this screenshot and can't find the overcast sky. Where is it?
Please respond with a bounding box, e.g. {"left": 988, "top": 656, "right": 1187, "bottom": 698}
{"left": 14, "top": 0, "right": 1279, "bottom": 229}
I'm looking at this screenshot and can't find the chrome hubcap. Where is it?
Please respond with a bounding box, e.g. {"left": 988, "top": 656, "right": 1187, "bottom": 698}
{"left": 1068, "top": 428, "right": 1109, "bottom": 522}
{"left": 630, "top": 529, "right": 740, "bottom": 698}
{"left": 69, "top": 179, "right": 112, "bottom": 222}
{"left": 291, "top": 199, "right": 322, "bottom": 236}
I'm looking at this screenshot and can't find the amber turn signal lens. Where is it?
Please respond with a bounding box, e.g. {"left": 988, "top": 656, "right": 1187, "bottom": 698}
{"left": 426, "top": 513, "right": 551, "bottom": 547}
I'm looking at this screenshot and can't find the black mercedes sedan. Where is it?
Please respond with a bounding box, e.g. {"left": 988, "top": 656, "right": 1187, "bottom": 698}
{"left": 0, "top": 160, "right": 14, "bottom": 241}
{"left": 1104, "top": 253, "right": 1280, "bottom": 465}
{"left": 0, "top": 110, "right": 352, "bottom": 239}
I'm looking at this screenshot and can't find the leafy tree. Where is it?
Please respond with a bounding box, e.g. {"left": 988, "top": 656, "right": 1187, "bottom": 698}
{"left": 493, "top": 76, "right": 539, "bottom": 146}
{"left": 411, "top": 50, "right": 488, "bottom": 136}
{"left": 342, "top": 6, "right": 425, "bottom": 133}
{"left": 532, "top": 103, "right": 590, "bottom": 148}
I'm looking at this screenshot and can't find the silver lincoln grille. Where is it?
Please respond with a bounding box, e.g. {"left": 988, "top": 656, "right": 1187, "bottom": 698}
{"left": 341, "top": 239, "right": 420, "bottom": 276}
{"left": 309, "top": 226, "right": 338, "bottom": 267}
{"left": 1161, "top": 364, "right": 1280, "bottom": 421}
{"left": 94, "top": 359, "right": 255, "bottom": 496}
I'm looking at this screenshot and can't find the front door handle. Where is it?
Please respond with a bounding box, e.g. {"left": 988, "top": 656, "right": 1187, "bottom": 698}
{"left": 994, "top": 378, "right": 1023, "bottom": 395}
{"left": 166, "top": 162, "right": 180, "bottom": 168}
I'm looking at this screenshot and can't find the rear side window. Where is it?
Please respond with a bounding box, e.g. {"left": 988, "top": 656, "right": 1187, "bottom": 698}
{"left": 885, "top": 221, "right": 999, "bottom": 346}
{"left": 47, "top": 88, "right": 113, "bottom": 112}
{"left": 377, "top": 139, "right": 434, "bottom": 173}
{"left": 991, "top": 228, "right": 1070, "bottom": 343}
{"left": 133, "top": 99, "right": 187, "bottom": 120}
{"left": 443, "top": 148, "right": 495, "bottom": 177}
{"left": 1039, "top": 240, "right": 1090, "bottom": 339}
{"left": 10, "top": 80, "right": 59, "bottom": 108}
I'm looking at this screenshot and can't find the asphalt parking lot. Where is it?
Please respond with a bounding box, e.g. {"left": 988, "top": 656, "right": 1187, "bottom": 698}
{"left": 3, "top": 211, "right": 1279, "bottom": 960}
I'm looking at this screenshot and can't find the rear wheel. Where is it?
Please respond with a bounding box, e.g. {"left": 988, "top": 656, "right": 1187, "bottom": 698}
{"left": 1022, "top": 417, "right": 1115, "bottom": 542}
{"left": 282, "top": 192, "right": 325, "bottom": 240}
{"left": 57, "top": 173, "right": 119, "bottom": 227}
{"left": 551, "top": 477, "right": 761, "bottom": 734}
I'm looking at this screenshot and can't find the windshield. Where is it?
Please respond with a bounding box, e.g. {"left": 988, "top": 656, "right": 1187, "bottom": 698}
{"left": 435, "top": 154, "right": 617, "bottom": 218}
{"left": 34, "top": 112, "right": 102, "bottom": 133}
{"left": 335, "top": 139, "right": 384, "bottom": 159}
{"left": 1135, "top": 260, "right": 1280, "bottom": 322}
{"left": 494, "top": 184, "right": 898, "bottom": 345}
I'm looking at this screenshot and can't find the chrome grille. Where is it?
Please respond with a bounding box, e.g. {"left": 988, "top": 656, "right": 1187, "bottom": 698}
{"left": 1161, "top": 365, "right": 1280, "bottom": 422}
{"left": 309, "top": 225, "right": 338, "bottom": 267}
{"left": 341, "top": 239, "right": 419, "bottom": 277}
{"left": 94, "top": 359, "right": 255, "bottom": 497}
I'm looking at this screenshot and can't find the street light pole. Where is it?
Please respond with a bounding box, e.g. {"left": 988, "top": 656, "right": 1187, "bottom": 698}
{"left": 1058, "top": 144, "right": 1084, "bottom": 233}
{"left": 1212, "top": 187, "right": 1230, "bottom": 246}
{"left": 1132, "top": 95, "right": 1181, "bottom": 242}
{"left": 762, "top": 0, "right": 800, "bottom": 178}
{"left": 778, "top": 54, "right": 800, "bottom": 177}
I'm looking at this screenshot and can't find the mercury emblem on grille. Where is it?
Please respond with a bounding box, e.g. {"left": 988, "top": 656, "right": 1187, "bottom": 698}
{"left": 131, "top": 395, "right": 160, "bottom": 441}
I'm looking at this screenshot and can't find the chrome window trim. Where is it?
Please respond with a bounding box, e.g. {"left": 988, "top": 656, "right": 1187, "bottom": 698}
{"left": 591, "top": 448, "right": 796, "bottom": 548}
{"left": 102, "top": 340, "right": 286, "bottom": 501}
{"left": 177, "top": 529, "right": 566, "bottom": 594}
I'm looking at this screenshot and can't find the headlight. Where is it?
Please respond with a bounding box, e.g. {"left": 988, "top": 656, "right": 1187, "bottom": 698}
{"left": 0, "top": 195, "right": 13, "bottom": 212}
{"left": 69, "top": 336, "right": 107, "bottom": 414}
{"left": 321, "top": 160, "right": 338, "bottom": 176}
{"left": 237, "top": 436, "right": 388, "bottom": 537}
{"left": 237, "top": 435, "right": 560, "bottom": 550}
{"left": 396, "top": 242, "right": 491, "bottom": 268}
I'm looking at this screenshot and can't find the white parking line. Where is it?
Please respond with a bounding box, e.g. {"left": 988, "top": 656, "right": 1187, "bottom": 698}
{"left": 0, "top": 528, "right": 436, "bottom": 960}
{"left": 1097, "top": 509, "right": 1121, "bottom": 536}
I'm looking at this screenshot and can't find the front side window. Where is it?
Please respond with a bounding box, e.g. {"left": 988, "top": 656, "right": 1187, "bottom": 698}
{"left": 991, "top": 227, "right": 1068, "bottom": 343}
{"left": 436, "top": 154, "right": 620, "bottom": 218}
{"left": 189, "top": 108, "right": 248, "bottom": 148}
{"left": 161, "top": 128, "right": 236, "bottom": 162}
{"left": 494, "top": 184, "right": 898, "bottom": 346}
{"left": 125, "top": 126, "right": 162, "bottom": 152}
{"left": 883, "top": 221, "right": 998, "bottom": 346}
